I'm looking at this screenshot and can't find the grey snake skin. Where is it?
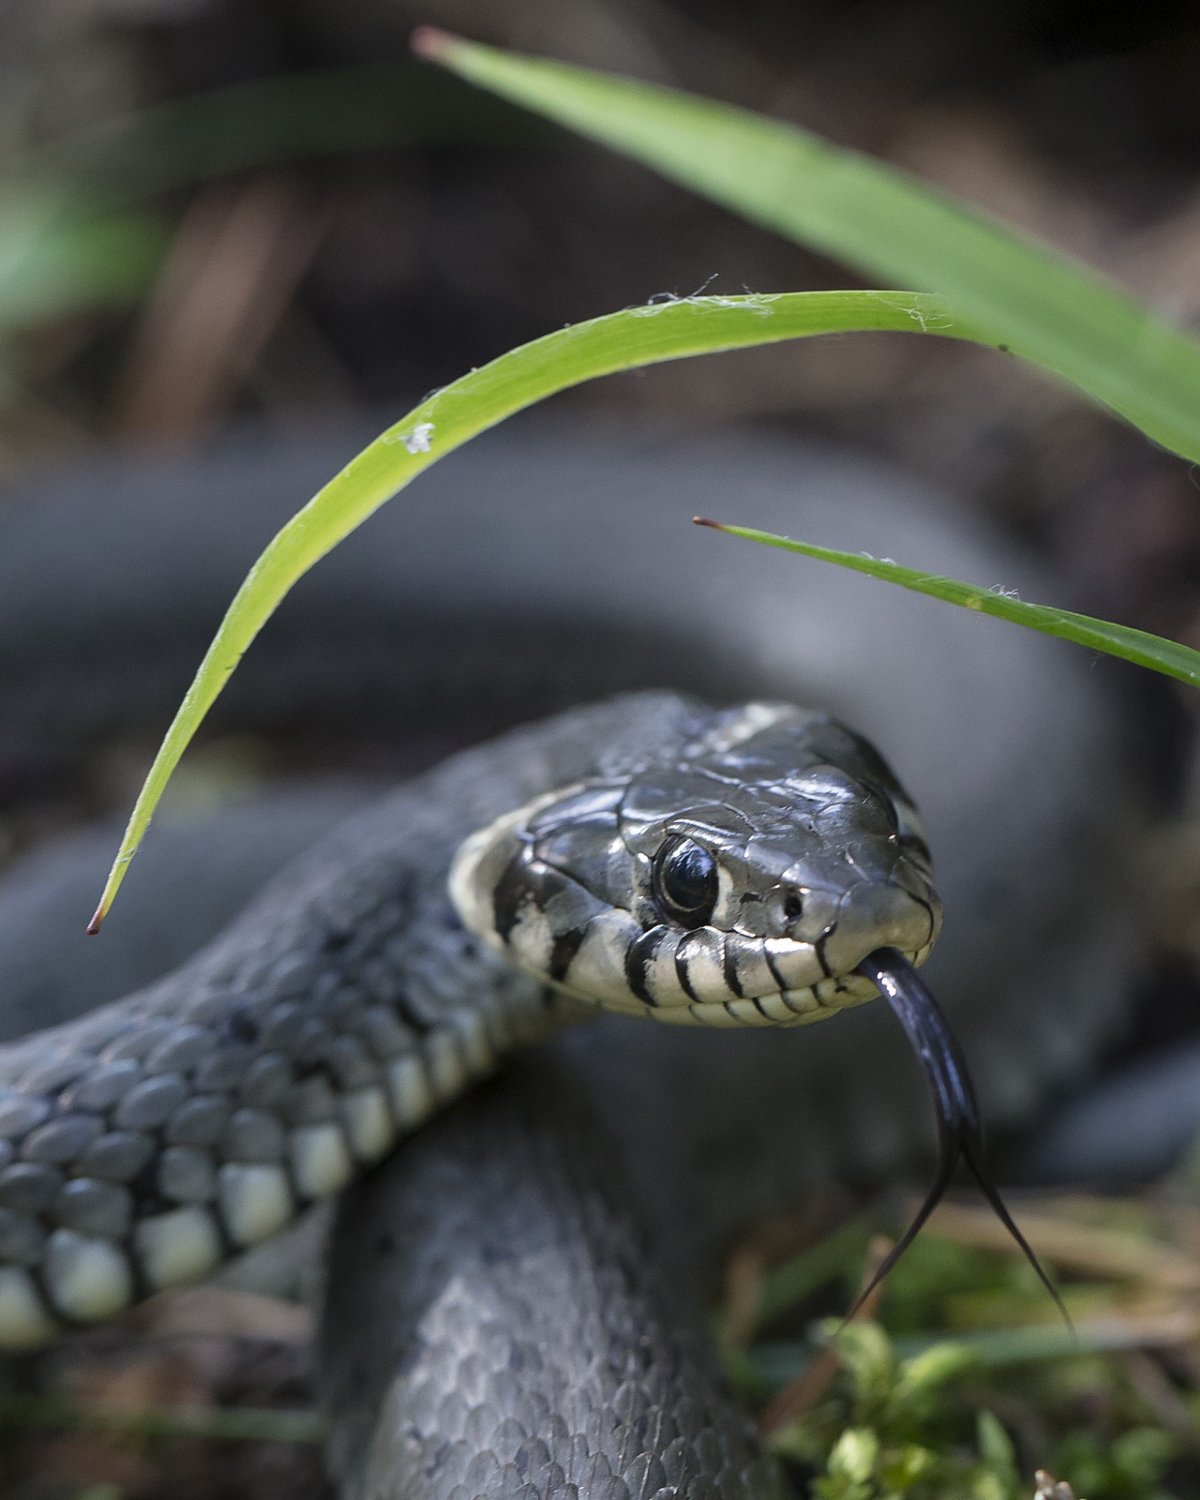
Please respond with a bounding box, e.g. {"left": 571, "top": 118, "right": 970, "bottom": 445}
{"left": 0, "top": 418, "right": 1143, "bottom": 1496}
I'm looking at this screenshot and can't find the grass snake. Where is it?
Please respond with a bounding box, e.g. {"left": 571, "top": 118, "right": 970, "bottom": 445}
{"left": 0, "top": 418, "right": 1144, "bottom": 1495}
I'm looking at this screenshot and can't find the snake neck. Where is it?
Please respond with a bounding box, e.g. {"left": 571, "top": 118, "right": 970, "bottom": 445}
{"left": 0, "top": 692, "right": 738, "bottom": 1345}
{"left": 0, "top": 777, "right": 587, "bottom": 1348}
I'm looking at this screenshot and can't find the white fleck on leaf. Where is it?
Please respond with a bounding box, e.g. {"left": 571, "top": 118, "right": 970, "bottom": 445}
{"left": 401, "top": 422, "right": 435, "bottom": 454}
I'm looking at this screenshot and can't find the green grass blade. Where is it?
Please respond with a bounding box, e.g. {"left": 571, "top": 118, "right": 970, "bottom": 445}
{"left": 694, "top": 519, "right": 1200, "bottom": 690}
{"left": 27, "top": 64, "right": 544, "bottom": 204}
{"left": 88, "top": 287, "right": 971, "bottom": 928}
{"left": 413, "top": 29, "right": 1200, "bottom": 463}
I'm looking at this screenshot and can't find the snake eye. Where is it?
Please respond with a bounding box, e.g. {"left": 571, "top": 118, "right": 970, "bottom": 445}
{"left": 652, "top": 836, "right": 718, "bottom": 928}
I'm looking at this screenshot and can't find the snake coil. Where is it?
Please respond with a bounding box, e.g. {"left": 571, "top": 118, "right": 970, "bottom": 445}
{"left": 0, "top": 422, "right": 1140, "bottom": 1495}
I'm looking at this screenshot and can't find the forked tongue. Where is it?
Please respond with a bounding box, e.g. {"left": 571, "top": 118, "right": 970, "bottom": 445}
{"left": 851, "top": 947, "right": 1070, "bottom": 1330}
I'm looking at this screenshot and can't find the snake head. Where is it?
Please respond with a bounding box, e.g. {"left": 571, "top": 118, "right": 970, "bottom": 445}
{"left": 449, "top": 702, "right": 942, "bottom": 1027}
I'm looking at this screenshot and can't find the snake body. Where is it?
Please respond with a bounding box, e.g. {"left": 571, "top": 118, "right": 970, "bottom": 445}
{"left": 0, "top": 690, "right": 939, "bottom": 1342}
{"left": 0, "top": 419, "right": 1144, "bottom": 1490}
{"left": 321, "top": 1060, "right": 797, "bottom": 1500}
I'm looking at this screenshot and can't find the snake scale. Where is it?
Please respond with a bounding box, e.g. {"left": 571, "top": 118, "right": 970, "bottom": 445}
{"left": 0, "top": 418, "right": 1144, "bottom": 1495}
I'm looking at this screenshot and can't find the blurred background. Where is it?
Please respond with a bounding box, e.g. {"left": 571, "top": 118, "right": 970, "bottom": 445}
{"left": 2, "top": 0, "right": 1200, "bottom": 639}
{"left": 3, "top": 3, "right": 1200, "bottom": 1496}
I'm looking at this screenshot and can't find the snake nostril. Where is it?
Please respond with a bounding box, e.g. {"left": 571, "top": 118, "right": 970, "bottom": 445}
{"left": 783, "top": 890, "right": 804, "bottom": 923}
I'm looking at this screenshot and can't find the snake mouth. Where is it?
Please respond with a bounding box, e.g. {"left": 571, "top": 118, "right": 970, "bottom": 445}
{"left": 447, "top": 739, "right": 944, "bottom": 1031}
{"left": 850, "top": 948, "right": 1069, "bottom": 1327}
{"left": 641, "top": 875, "right": 942, "bottom": 1029}
{"left": 646, "top": 936, "right": 938, "bottom": 1028}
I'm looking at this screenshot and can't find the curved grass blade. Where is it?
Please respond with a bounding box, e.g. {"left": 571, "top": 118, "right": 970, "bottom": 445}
{"left": 414, "top": 28, "right": 1200, "bottom": 463}
{"left": 694, "top": 519, "right": 1200, "bottom": 691}
{"left": 26, "top": 65, "right": 544, "bottom": 204}
{"left": 87, "top": 288, "right": 974, "bottom": 930}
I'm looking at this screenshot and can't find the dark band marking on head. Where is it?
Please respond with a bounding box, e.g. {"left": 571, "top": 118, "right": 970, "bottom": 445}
{"left": 548, "top": 924, "right": 587, "bottom": 984}
{"left": 492, "top": 847, "right": 531, "bottom": 942}
{"left": 673, "top": 944, "right": 703, "bottom": 1005}
{"left": 814, "top": 922, "right": 838, "bottom": 979}
{"left": 721, "top": 938, "right": 744, "bottom": 997}
{"left": 625, "top": 926, "right": 669, "bottom": 1005}
{"left": 764, "top": 949, "right": 789, "bottom": 996}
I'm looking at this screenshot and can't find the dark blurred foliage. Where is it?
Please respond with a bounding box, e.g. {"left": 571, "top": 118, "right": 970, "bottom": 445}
{"left": 2, "top": 0, "right": 1200, "bottom": 650}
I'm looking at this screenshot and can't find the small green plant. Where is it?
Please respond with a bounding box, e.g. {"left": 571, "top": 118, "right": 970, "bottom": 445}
{"left": 727, "top": 1196, "right": 1200, "bottom": 1498}
{"left": 771, "top": 1321, "right": 1023, "bottom": 1499}
{"left": 770, "top": 1314, "right": 1183, "bottom": 1500}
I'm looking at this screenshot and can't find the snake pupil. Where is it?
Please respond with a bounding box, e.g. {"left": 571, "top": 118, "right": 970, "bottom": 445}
{"left": 653, "top": 837, "right": 718, "bottom": 928}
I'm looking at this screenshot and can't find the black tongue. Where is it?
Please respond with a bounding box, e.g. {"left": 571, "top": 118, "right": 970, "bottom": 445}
{"left": 850, "top": 947, "right": 1070, "bottom": 1330}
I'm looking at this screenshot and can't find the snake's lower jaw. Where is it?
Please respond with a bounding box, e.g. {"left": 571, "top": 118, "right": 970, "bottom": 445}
{"left": 647, "top": 876, "right": 942, "bottom": 1028}
{"left": 536, "top": 918, "right": 940, "bottom": 1030}
{"left": 647, "top": 934, "right": 940, "bottom": 1029}
{"left": 447, "top": 740, "right": 942, "bottom": 1031}
{"left": 453, "top": 824, "right": 941, "bottom": 1028}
